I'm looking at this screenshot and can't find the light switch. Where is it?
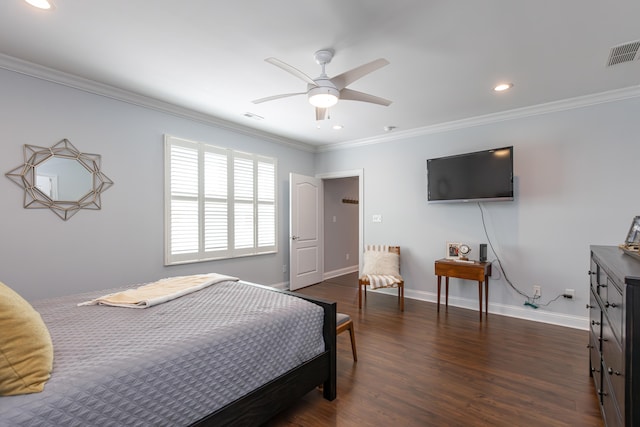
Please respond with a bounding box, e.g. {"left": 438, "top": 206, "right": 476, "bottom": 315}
{"left": 372, "top": 214, "right": 382, "bottom": 223}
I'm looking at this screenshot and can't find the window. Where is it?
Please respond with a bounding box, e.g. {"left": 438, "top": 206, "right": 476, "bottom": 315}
{"left": 164, "top": 135, "right": 277, "bottom": 265}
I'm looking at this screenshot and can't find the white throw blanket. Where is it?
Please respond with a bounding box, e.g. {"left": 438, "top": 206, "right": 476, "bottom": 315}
{"left": 78, "top": 273, "right": 239, "bottom": 308}
{"left": 366, "top": 274, "right": 402, "bottom": 290}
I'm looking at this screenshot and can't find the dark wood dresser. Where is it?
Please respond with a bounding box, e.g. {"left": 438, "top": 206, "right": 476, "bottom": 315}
{"left": 588, "top": 246, "right": 640, "bottom": 426}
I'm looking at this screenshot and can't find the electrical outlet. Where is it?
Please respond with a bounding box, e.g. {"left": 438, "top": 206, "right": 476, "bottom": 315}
{"left": 282, "top": 264, "right": 287, "bottom": 273}
{"left": 346, "top": 253, "right": 350, "bottom": 261}
{"left": 564, "top": 288, "right": 575, "bottom": 299}
{"left": 533, "top": 285, "right": 541, "bottom": 298}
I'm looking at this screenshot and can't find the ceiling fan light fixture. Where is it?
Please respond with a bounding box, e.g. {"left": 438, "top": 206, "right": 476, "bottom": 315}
{"left": 24, "top": 0, "right": 55, "bottom": 10}
{"left": 308, "top": 86, "right": 339, "bottom": 108}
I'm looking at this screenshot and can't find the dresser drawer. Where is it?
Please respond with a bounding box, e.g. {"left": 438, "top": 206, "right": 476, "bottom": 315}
{"left": 601, "top": 372, "right": 623, "bottom": 427}
{"left": 602, "top": 333, "right": 624, "bottom": 418}
{"left": 596, "top": 264, "right": 609, "bottom": 301}
{"left": 589, "top": 329, "right": 602, "bottom": 398}
{"left": 604, "top": 279, "right": 623, "bottom": 343}
{"left": 590, "top": 258, "right": 599, "bottom": 288}
{"left": 589, "top": 288, "right": 602, "bottom": 344}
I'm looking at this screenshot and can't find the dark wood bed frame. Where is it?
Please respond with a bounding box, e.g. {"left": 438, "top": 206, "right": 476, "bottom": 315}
{"left": 190, "top": 288, "right": 337, "bottom": 427}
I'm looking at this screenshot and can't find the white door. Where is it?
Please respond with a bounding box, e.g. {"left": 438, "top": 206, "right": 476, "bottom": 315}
{"left": 289, "top": 173, "right": 323, "bottom": 290}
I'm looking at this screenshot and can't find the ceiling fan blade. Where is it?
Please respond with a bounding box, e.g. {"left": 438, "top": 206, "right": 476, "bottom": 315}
{"left": 330, "top": 58, "right": 389, "bottom": 90}
{"left": 265, "top": 57, "right": 318, "bottom": 86}
{"left": 339, "top": 88, "right": 392, "bottom": 106}
{"left": 252, "top": 92, "right": 306, "bottom": 104}
{"left": 315, "top": 107, "right": 329, "bottom": 121}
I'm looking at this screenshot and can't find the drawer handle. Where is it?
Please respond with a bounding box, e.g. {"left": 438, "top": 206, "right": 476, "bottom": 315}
{"left": 591, "top": 320, "right": 600, "bottom": 326}
{"left": 586, "top": 304, "right": 593, "bottom": 309}
{"left": 609, "top": 302, "right": 617, "bottom": 308}
{"left": 588, "top": 270, "right": 596, "bottom": 275}
{"left": 607, "top": 367, "right": 621, "bottom": 376}
{"left": 586, "top": 344, "right": 593, "bottom": 349}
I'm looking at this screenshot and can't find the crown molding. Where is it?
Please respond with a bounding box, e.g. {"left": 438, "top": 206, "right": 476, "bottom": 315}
{"left": 0, "top": 53, "right": 316, "bottom": 153}
{"left": 318, "top": 85, "right": 640, "bottom": 152}
{"left": 3, "top": 53, "right": 639, "bottom": 155}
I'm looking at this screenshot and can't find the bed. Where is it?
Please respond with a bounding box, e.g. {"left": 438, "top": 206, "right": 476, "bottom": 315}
{"left": 0, "top": 278, "right": 336, "bottom": 426}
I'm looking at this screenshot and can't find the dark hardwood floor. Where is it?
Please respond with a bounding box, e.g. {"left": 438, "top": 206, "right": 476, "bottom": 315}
{"left": 266, "top": 273, "right": 603, "bottom": 427}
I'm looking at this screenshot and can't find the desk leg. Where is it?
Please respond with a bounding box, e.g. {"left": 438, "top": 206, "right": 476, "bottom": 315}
{"left": 485, "top": 276, "right": 489, "bottom": 317}
{"left": 445, "top": 277, "right": 449, "bottom": 309}
{"left": 478, "top": 281, "right": 483, "bottom": 321}
{"left": 437, "top": 275, "right": 441, "bottom": 312}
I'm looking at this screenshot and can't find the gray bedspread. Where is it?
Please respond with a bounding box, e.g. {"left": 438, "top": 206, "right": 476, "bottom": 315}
{"left": 0, "top": 280, "right": 325, "bottom": 426}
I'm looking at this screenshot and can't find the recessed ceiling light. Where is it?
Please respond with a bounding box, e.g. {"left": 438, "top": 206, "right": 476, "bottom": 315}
{"left": 332, "top": 125, "right": 343, "bottom": 130}
{"left": 24, "top": 0, "right": 55, "bottom": 10}
{"left": 383, "top": 126, "right": 397, "bottom": 132}
{"left": 494, "top": 83, "right": 514, "bottom": 92}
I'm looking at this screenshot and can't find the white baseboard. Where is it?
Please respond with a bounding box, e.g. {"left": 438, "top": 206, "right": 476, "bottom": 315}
{"left": 269, "top": 281, "right": 288, "bottom": 291}
{"left": 323, "top": 266, "right": 359, "bottom": 281}
{"left": 371, "top": 288, "right": 589, "bottom": 330}
{"left": 270, "top": 266, "right": 359, "bottom": 291}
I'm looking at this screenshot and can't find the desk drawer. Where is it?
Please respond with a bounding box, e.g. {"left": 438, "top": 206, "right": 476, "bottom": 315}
{"left": 435, "top": 262, "right": 486, "bottom": 281}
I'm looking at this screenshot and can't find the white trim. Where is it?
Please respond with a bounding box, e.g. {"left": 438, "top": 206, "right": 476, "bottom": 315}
{"left": 318, "top": 85, "right": 640, "bottom": 152}
{"left": 316, "top": 169, "right": 364, "bottom": 272}
{"left": 0, "top": 53, "right": 314, "bottom": 153}
{"left": 3, "top": 53, "right": 639, "bottom": 155}
{"left": 268, "top": 281, "right": 289, "bottom": 291}
{"left": 371, "top": 288, "right": 589, "bottom": 330}
{"left": 323, "top": 265, "right": 359, "bottom": 281}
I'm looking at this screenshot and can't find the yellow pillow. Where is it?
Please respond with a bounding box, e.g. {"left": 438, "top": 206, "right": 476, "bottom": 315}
{"left": 0, "top": 281, "right": 53, "bottom": 396}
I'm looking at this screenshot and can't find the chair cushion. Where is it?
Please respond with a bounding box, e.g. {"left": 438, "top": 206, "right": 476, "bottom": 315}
{"left": 0, "top": 281, "right": 53, "bottom": 396}
{"left": 361, "top": 250, "right": 400, "bottom": 276}
{"left": 336, "top": 312, "right": 350, "bottom": 327}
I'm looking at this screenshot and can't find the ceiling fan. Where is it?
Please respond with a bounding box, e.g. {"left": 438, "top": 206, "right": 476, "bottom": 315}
{"left": 252, "top": 49, "right": 392, "bottom": 120}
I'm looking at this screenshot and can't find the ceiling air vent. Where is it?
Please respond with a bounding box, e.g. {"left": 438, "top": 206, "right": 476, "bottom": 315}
{"left": 607, "top": 41, "right": 640, "bottom": 66}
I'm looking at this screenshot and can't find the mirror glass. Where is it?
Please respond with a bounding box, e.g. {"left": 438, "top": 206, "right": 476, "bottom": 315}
{"left": 35, "top": 157, "right": 93, "bottom": 201}
{"left": 5, "top": 139, "right": 113, "bottom": 220}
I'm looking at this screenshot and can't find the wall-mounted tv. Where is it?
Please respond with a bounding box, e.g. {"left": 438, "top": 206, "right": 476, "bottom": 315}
{"left": 426, "top": 146, "right": 514, "bottom": 203}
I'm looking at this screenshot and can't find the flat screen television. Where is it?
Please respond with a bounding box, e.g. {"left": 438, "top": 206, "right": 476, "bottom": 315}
{"left": 426, "top": 146, "right": 514, "bottom": 203}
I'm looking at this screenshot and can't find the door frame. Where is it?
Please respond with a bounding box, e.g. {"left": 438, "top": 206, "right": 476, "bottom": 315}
{"left": 317, "top": 169, "right": 364, "bottom": 278}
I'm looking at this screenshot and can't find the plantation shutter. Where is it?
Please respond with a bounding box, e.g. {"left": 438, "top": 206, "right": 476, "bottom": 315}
{"left": 165, "top": 136, "right": 277, "bottom": 265}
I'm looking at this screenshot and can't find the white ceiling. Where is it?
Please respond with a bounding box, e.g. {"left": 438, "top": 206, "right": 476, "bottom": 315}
{"left": 1, "top": 0, "right": 639, "bottom": 149}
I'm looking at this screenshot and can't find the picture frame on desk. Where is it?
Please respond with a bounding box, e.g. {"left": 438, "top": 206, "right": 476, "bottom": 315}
{"left": 446, "top": 242, "right": 460, "bottom": 259}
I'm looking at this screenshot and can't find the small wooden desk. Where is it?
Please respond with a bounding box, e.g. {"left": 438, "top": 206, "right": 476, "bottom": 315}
{"left": 434, "top": 259, "right": 492, "bottom": 320}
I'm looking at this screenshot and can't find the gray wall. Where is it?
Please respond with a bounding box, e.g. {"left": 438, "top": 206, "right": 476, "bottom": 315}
{"left": 3, "top": 64, "right": 639, "bottom": 329}
{"left": 0, "top": 68, "right": 315, "bottom": 300}
{"left": 323, "top": 177, "right": 359, "bottom": 275}
{"left": 316, "top": 96, "right": 640, "bottom": 328}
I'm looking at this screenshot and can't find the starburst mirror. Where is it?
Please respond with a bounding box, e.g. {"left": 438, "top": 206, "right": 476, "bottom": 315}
{"left": 5, "top": 139, "right": 113, "bottom": 221}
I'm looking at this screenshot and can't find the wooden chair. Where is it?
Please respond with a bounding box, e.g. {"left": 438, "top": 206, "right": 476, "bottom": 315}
{"left": 358, "top": 245, "right": 404, "bottom": 311}
{"left": 336, "top": 312, "right": 357, "bottom": 361}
